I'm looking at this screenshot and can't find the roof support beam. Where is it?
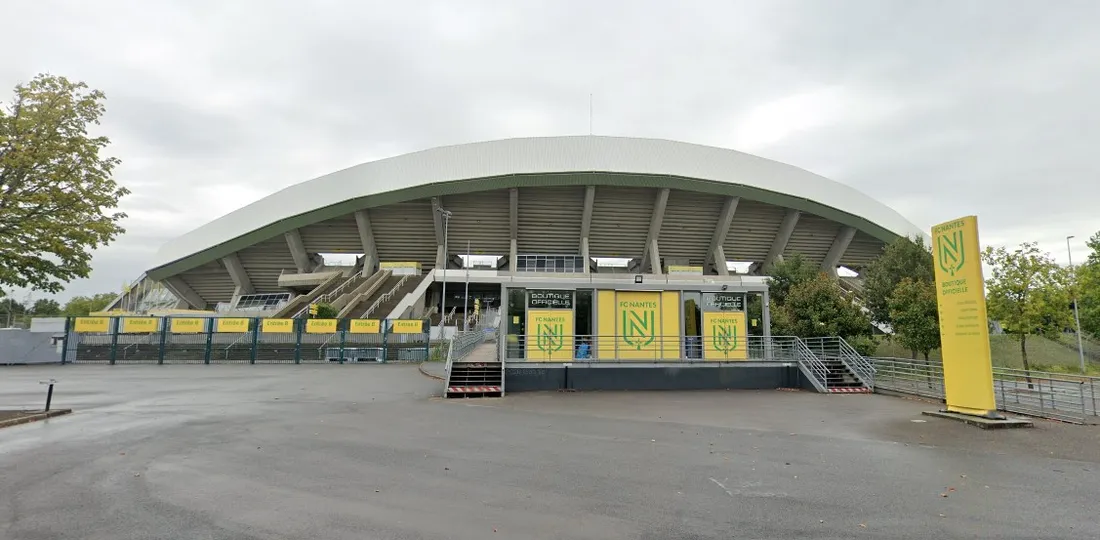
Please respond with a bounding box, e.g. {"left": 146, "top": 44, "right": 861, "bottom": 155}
{"left": 580, "top": 185, "right": 595, "bottom": 242}
{"left": 431, "top": 196, "right": 445, "bottom": 246}
{"left": 640, "top": 188, "right": 670, "bottom": 273}
{"left": 509, "top": 188, "right": 518, "bottom": 272}
{"left": 821, "top": 226, "right": 857, "bottom": 278}
{"left": 221, "top": 253, "right": 254, "bottom": 295}
{"left": 354, "top": 209, "right": 379, "bottom": 274}
{"left": 763, "top": 209, "right": 801, "bottom": 272}
{"left": 162, "top": 276, "right": 204, "bottom": 310}
{"left": 284, "top": 229, "right": 311, "bottom": 273}
{"left": 708, "top": 196, "right": 740, "bottom": 276}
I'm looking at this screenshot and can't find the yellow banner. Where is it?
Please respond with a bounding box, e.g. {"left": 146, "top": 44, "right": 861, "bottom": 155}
{"left": 932, "top": 216, "right": 997, "bottom": 417}
{"left": 702, "top": 312, "right": 748, "bottom": 360}
{"left": 305, "top": 319, "right": 338, "bottom": 334}
{"left": 667, "top": 265, "right": 703, "bottom": 274}
{"left": 615, "top": 291, "right": 662, "bottom": 360}
{"left": 262, "top": 319, "right": 295, "bottom": 333}
{"left": 170, "top": 318, "right": 206, "bottom": 334}
{"left": 392, "top": 319, "right": 424, "bottom": 334}
{"left": 74, "top": 317, "right": 110, "bottom": 333}
{"left": 526, "top": 310, "right": 574, "bottom": 361}
{"left": 349, "top": 319, "right": 381, "bottom": 334}
{"left": 121, "top": 317, "right": 159, "bottom": 334}
{"left": 216, "top": 318, "right": 250, "bottom": 333}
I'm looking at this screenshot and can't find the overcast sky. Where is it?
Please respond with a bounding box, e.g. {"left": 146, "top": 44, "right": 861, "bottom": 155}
{"left": 4, "top": 0, "right": 1100, "bottom": 302}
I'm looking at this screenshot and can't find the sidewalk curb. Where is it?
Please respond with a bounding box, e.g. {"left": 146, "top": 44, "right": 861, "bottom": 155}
{"left": 0, "top": 409, "right": 73, "bottom": 429}
{"left": 418, "top": 362, "right": 445, "bottom": 381}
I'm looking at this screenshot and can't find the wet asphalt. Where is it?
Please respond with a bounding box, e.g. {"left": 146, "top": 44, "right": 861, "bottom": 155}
{"left": 1, "top": 364, "right": 1097, "bottom": 539}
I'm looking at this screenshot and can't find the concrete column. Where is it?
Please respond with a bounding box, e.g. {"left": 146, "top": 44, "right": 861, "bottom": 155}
{"left": 509, "top": 238, "right": 518, "bottom": 273}
{"left": 763, "top": 209, "right": 801, "bottom": 272}
{"left": 354, "top": 209, "right": 379, "bottom": 274}
{"left": 221, "top": 253, "right": 254, "bottom": 295}
{"left": 708, "top": 196, "right": 740, "bottom": 276}
{"left": 640, "top": 188, "right": 670, "bottom": 273}
{"left": 762, "top": 289, "right": 771, "bottom": 339}
{"left": 821, "top": 226, "right": 857, "bottom": 278}
{"left": 284, "top": 229, "right": 311, "bottom": 273}
{"left": 581, "top": 237, "right": 591, "bottom": 274}
{"left": 163, "top": 276, "right": 204, "bottom": 310}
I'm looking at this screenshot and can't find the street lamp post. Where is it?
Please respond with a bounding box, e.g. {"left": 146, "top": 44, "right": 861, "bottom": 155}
{"left": 437, "top": 208, "right": 452, "bottom": 334}
{"left": 1067, "top": 235, "right": 1086, "bottom": 374}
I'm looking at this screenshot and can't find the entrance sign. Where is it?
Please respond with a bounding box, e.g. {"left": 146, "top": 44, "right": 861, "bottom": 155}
{"left": 392, "top": 319, "right": 424, "bottom": 334}
{"left": 931, "top": 216, "right": 997, "bottom": 417}
{"left": 526, "top": 310, "right": 574, "bottom": 361}
{"left": 120, "top": 317, "right": 159, "bottom": 333}
{"left": 527, "top": 290, "right": 574, "bottom": 310}
{"left": 74, "top": 317, "right": 110, "bottom": 333}
{"left": 306, "top": 319, "right": 338, "bottom": 334}
{"left": 702, "top": 312, "right": 748, "bottom": 360}
{"left": 349, "top": 319, "right": 380, "bottom": 334}
{"left": 170, "top": 318, "right": 205, "bottom": 334}
{"left": 615, "top": 291, "right": 662, "bottom": 359}
{"left": 216, "top": 318, "right": 250, "bottom": 333}
{"left": 703, "top": 292, "right": 745, "bottom": 311}
{"left": 262, "top": 319, "right": 294, "bottom": 334}
{"left": 380, "top": 261, "right": 420, "bottom": 275}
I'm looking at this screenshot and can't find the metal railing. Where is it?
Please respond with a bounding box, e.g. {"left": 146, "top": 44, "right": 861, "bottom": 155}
{"left": 363, "top": 274, "right": 411, "bottom": 318}
{"left": 872, "top": 357, "right": 1099, "bottom": 424}
{"left": 801, "top": 336, "right": 875, "bottom": 389}
{"left": 505, "top": 334, "right": 812, "bottom": 363}
{"left": 63, "top": 316, "right": 431, "bottom": 365}
{"left": 793, "top": 338, "right": 831, "bottom": 392}
{"left": 290, "top": 272, "right": 364, "bottom": 319}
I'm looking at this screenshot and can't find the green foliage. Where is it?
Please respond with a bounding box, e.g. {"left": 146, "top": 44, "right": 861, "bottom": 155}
{"left": 765, "top": 253, "right": 820, "bottom": 306}
{"left": 861, "top": 236, "right": 934, "bottom": 325}
{"left": 982, "top": 242, "right": 1072, "bottom": 372}
{"left": 314, "top": 302, "right": 338, "bottom": 319}
{"left": 1078, "top": 231, "right": 1100, "bottom": 337}
{"left": 773, "top": 273, "right": 872, "bottom": 340}
{"left": 62, "top": 293, "right": 116, "bottom": 317}
{"left": 0, "top": 74, "right": 129, "bottom": 296}
{"left": 888, "top": 278, "right": 940, "bottom": 359}
{"left": 31, "top": 298, "right": 61, "bottom": 316}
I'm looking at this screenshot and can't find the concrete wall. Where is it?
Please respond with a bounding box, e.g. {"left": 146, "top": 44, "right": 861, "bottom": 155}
{"left": 505, "top": 363, "right": 805, "bottom": 392}
{"left": 0, "top": 329, "right": 62, "bottom": 365}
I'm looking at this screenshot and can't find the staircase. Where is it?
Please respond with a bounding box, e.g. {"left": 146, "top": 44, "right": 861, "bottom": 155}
{"left": 359, "top": 275, "right": 419, "bottom": 318}
{"left": 800, "top": 336, "right": 874, "bottom": 393}
{"left": 270, "top": 272, "right": 346, "bottom": 319}
{"left": 444, "top": 330, "right": 503, "bottom": 398}
{"left": 336, "top": 270, "right": 393, "bottom": 319}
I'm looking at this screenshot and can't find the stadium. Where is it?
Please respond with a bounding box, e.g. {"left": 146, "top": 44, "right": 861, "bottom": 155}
{"left": 85, "top": 136, "right": 924, "bottom": 395}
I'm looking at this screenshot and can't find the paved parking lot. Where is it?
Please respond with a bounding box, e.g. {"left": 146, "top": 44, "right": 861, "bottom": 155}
{"left": 1, "top": 365, "right": 1098, "bottom": 539}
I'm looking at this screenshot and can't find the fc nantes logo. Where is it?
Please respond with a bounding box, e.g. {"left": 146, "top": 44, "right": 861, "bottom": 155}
{"left": 622, "top": 309, "right": 656, "bottom": 350}
{"left": 937, "top": 229, "right": 966, "bottom": 276}
{"left": 711, "top": 320, "right": 739, "bottom": 356}
{"left": 535, "top": 322, "right": 564, "bottom": 354}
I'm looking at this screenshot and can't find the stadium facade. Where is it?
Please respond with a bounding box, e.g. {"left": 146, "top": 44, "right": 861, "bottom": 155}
{"left": 95, "top": 136, "right": 923, "bottom": 394}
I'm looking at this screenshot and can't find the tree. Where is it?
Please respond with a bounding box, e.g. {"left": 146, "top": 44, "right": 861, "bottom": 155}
{"left": 765, "top": 253, "right": 820, "bottom": 306}
{"left": 31, "top": 298, "right": 62, "bottom": 316}
{"left": 0, "top": 298, "right": 26, "bottom": 326}
{"left": 888, "top": 278, "right": 940, "bottom": 361}
{"left": 861, "top": 236, "right": 935, "bottom": 326}
{"left": 1078, "top": 231, "right": 1100, "bottom": 337}
{"left": 62, "top": 293, "right": 116, "bottom": 317}
{"left": 314, "top": 302, "right": 338, "bottom": 319}
{"left": 982, "top": 243, "right": 1072, "bottom": 375}
{"left": 0, "top": 74, "right": 129, "bottom": 297}
{"left": 774, "top": 273, "right": 873, "bottom": 342}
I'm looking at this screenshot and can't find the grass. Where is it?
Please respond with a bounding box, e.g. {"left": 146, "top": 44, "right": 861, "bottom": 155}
{"left": 875, "top": 333, "right": 1100, "bottom": 376}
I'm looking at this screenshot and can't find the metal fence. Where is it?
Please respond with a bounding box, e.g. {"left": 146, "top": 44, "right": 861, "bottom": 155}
{"left": 504, "top": 334, "right": 809, "bottom": 363}
{"left": 62, "top": 316, "right": 431, "bottom": 365}
{"left": 872, "top": 357, "right": 1100, "bottom": 424}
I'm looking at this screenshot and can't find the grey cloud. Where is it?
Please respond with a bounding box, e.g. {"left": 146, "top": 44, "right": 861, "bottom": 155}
{"left": 2, "top": 0, "right": 1099, "bottom": 302}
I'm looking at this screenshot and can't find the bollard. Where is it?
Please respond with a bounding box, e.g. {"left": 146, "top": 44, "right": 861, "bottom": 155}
{"left": 39, "top": 379, "right": 57, "bottom": 412}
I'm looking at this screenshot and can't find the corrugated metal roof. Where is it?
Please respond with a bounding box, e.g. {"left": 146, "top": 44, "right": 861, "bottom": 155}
{"left": 149, "top": 136, "right": 925, "bottom": 276}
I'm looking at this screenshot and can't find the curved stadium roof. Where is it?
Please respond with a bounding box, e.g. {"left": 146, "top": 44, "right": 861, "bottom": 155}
{"left": 147, "top": 136, "right": 925, "bottom": 304}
